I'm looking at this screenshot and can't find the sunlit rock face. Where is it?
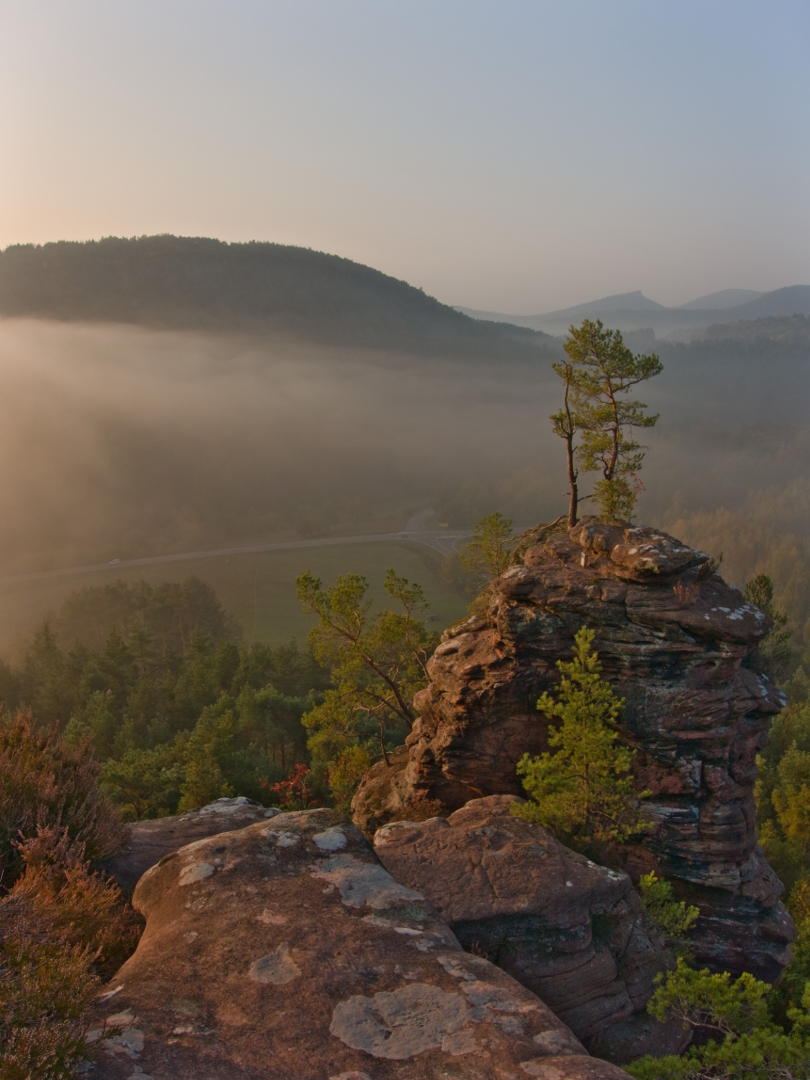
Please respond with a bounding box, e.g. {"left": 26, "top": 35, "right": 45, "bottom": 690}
{"left": 352, "top": 519, "right": 796, "bottom": 982}
{"left": 89, "top": 808, "right": 632, "bottom": 1080}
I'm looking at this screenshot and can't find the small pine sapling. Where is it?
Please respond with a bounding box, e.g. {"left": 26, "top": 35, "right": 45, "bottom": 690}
{"left": 460, "top": 512, "right": 516, "bottom": 585}
{"left": 512, "top": 627, "right": 649, "bottom": 855}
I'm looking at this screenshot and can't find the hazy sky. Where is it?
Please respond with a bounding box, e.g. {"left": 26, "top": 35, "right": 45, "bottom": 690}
{"left": 2, "top": 1, "right": 808, "bottom": 311}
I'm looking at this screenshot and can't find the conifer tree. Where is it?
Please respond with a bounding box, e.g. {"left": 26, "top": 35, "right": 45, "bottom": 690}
{"left": 513, "top": 627, "right": 647, "bottom": 852}
{"left": 460, "top": 512, "right": 515, "bottom": 583}
{"left": 745, "top": 573, "right": 793, "bottom": 679}
{"left": 559, "top": 319, "right": 662, "bottom": 522}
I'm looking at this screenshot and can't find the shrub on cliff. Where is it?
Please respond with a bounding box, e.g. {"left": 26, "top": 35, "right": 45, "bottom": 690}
{"left": 638, "top": 871, "right": 699, "bottom": 951}
{"left": 512, "top": 627, "right": 649, "bottom": 854}
{"left": 744, "top": 573, "right": 793, "bottom": 680}
{"left": 627, "top": 957, "right": 810, "bottom": 1080}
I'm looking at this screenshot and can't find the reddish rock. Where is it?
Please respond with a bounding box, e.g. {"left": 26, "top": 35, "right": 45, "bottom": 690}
{"left": 102, "top": 796, "right": 280, "bottom": 891}
{"left": 373, "top": 795, "right": 689, "bottom": 1063}
{"left": 352, "top": 520, "right": 795, "bottom": 980}
{"left": 88, "top": 808, "right": 632, "bottom": 1080}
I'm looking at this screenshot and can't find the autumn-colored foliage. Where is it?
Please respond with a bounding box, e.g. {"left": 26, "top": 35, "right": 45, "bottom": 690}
{"left": 262, "top": 763, "right": 320, "bottom": 811}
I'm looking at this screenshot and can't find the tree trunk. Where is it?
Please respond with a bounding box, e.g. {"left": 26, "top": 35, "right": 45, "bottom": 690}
{"left": 563, "top": 369, "right": 578, "bottom": 527}
{"left": 566, "top": 433, "right": 578, "bottom": 528}
{"left": 380, "top": 722, "right": 391, "bottom": 767}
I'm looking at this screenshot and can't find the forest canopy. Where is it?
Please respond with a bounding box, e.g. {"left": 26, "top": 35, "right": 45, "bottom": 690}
{"left": 0, "top": 236, "right": 556, "bottom": 356}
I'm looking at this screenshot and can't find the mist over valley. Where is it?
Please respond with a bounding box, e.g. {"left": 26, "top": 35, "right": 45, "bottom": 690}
{"left": 0, "top": 238, "right": 808, "bottom": 653}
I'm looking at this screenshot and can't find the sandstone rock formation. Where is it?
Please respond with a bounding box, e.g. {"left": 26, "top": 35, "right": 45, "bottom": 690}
{"left": 374, "top": 795, "right": 689, "bottom": 1063}
{"left": 352, "top": 520, "right": 796, "bottom": 981}
{"left": 103, "top": 796, "right": 280, "bottom": 891}
{"left": 89, "top": 808, "right": 632, "bottom": 1080}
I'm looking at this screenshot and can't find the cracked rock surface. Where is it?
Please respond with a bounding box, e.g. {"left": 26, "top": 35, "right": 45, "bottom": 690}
{"left": 352, "top": 519, "right": 795, "bottom": 981}
{"left": 88, "top": 808, "right": 631, "bottom": 1080}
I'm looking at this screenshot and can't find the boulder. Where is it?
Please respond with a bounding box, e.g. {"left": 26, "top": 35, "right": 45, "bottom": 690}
{"left": 352, "top": 520, "right": 796, "bottom": 980}
{"left": 102, "top": 796, "right": 280, "bottom": 891}
{"left": 373, "top": 795, "right": 689, "bottom": 1062}
{"left": 88, "top": 808, "right": 632, "bottom": 1080}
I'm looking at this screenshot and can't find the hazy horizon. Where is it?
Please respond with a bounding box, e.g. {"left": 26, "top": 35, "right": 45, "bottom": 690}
{"left": 3, "top": 2, "right": 808, "bottom": 312}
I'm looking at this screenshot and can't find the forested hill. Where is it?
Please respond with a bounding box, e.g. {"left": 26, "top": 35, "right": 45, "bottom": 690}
{"left": 0, "top": 235, "right": 557, "bottom": 357}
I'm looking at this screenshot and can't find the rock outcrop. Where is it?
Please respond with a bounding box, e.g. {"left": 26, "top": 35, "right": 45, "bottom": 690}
{"left": 89, "top": 809, "right": 632, "bottom": 1080}
{"left": 374, "top": 795, "right": 689, "bottom": 1063}
{"left": 103, "top": 796, "right": 280, "bottom": 891}
{"left": 352, "top": 520, "right": 796, "bottom": 981}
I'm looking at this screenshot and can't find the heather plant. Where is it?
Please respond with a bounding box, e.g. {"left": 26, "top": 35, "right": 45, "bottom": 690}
{"left": 0, "top": 836, "right": 140, "bottom": 1079}
{"left": 5, "top": 827, "right": 141, "bottom": 977}
{"left": 0, "top": 926, "right": 99, "bottom": 1080}
{"left": 0, "top": 710, "right": 129, "bottom": 891}
{"left": 0, "top": 718, "right": 138, "bottom": 1079}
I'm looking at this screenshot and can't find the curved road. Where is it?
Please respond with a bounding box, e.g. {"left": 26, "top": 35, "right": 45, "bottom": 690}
{"left": 0, "top": 510, "right": 473, "bottom": 587}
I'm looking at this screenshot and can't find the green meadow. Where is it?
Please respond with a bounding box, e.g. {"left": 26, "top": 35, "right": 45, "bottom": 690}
{"left": 0, "top": 540, "right": 468, "bottom": 659}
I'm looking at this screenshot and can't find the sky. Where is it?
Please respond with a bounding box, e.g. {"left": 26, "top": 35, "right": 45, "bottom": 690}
{"left": 2, "top": 1, "right": 809, "bottom": 312}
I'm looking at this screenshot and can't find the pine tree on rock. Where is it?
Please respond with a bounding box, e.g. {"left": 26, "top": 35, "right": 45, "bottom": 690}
{"left": 556, "top": 319, "right": 662, "bottom": 522}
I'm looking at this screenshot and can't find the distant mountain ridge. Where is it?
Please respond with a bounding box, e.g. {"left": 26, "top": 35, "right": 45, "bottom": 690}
{"left": 542, "top": 289, "right": 668, "bottom": 318}
{"left": 0, "top": 235, "right": 558, "bottom": 358}
{"left": 679, "top": 288, "right": 763, "bottom": 310}
{"left": 456, "top": 284, "right": 810, "bottom": 341}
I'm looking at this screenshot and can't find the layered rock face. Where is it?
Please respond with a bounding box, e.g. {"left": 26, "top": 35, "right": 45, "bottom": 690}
{"left": 89, "top": 808, "right": 632, "bottom": 1080}
{"left": 374, "top": 795, "right": 689, "bottom": 1064}
{"left": 353, "top": 520, "right": 796, "bottom": 980}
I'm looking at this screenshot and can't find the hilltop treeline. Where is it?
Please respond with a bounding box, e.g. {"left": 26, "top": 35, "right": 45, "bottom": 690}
{"left": 0, "top": 235, "right": 556, "bottom": 356}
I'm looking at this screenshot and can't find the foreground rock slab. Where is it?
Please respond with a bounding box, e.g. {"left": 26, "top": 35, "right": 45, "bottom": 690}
{"left": 374, "top": 795, "right": 689, "bottom": 1063}
{"left": 89, "top": 808, "right": 632, "bottom": 1080}
{"left": 354, "top": 520, "right": 795, "bottom": 980}
{"left": 102, "top": 796, "right": 280, "bottom": 891}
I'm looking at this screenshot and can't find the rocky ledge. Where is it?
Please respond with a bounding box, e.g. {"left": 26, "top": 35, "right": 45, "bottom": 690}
{"left": 89, "top": 807, "right": 632, "bottom": 1080}
{"left": 352, "top": 519, "right": 796, "bottom": 981}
